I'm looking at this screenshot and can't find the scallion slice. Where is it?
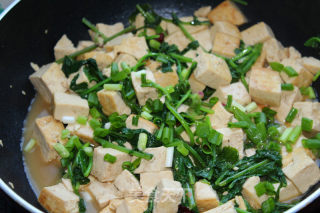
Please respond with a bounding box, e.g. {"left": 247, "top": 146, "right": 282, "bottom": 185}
{"left": 138, "top": 133, "right": 148, "bottom": 151}
{"left": 281, "top": 83, "right": 294, "bottom": 91}
{"left": 285, "top": 108, "right": 298, "bottom": 123}
{"left": 76, "top": 116, "right": 88, "bottom": 125}
{"left": 287, "top": 125, "right": 302, "bottom": 144}
{"left": 24, "top": 138, "right": 36, "bottom": 152}
{"left": 54, "top": 143, "right": 70, "bottom": 158}
{"left": 279, "top": 127, "right": 293, "bottom": 143}
{"left": 103, "top": 84, "right": 123, "bottom": 91}
{"left": 104, "top": 153, "right": 117, "bottom": 163}
{"left": 283, "top": 66, "right": 298, "bottom": 77}
{"left": 301, "top": 117, "right": 313, "bottom": 132}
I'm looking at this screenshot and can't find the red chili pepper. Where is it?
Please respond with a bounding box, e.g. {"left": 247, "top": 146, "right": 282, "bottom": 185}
{"left": 156, "top": 33, "right": 164, "bottom": 43}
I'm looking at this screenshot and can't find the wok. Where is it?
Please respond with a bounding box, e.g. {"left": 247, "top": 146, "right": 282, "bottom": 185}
{"left": 0, "top": 0, "right": 320, "bottom": 212}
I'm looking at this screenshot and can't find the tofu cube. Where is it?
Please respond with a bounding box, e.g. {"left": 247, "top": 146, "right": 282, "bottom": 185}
{"left": 280, "top": 58, "right": 313, "bottom": 87}
{"left": 29, "top": 63, "right": 68, "bottom": 103}
{"left": 86, "top": 179, "right": 122, "bottom": 208}
{"left": 38, "top": 183, "right": 79, "bottom": 213}
{"left": 125, "top": 114, "right": 158, "bottom": 134}
{"left": 249, "top": 68, "right": 281, "bottom": 106}
{"left": 192, "top": 29, "right": 213, "bottom": 51}
{"left": 194, "top": 181, "right": 219, "bottom": 212}
{"left": 194, "top": 6, "right": 212, "bottom": 17}
{"left": 146, "top": 60, "right": 161, "bottom": 73}
{"left": 116, "top": 197, "right": 148, "bottom": 213}
{"left": 91, "top": 147, "right": 131, "bottom": 182}
{"left": 66, "top": 122, "right": 96, "bottom": 145}
{"left": 216, "top": 128, "right": 244, "bottom": 159}
{"left": 301, "top": 57, "right": 320, "bottom": 75}
{"left": 53, "top": 92, "right": 89, "bottom": 122}
{"left": 140, "top": 170, "right": 174, "bottom": 196}
{"left": 76, "top": 40, "right": 95, "bottom": 50}
{"left": 34, "top": 116, "right": 66, "bottom": 162}
{"left": 212, "top": 82, "right": 251, "bottom": 106}
{"left": 165, "top": 30, "right": 190, "bottom": 51}
{"left": 77, "top": 51, "right": 114, "bottom": 70}
{"left": 153, "top": 71, "right": 179, "bottom": 88}
{"left": 114, "top": 53, "right": 137, "bottom": 67}
{"left": 153, "top": 179, "right": 184, "bottom": 213}
{"left": 114, "top": 36, "right": 148, "bottom": 59}
{"left": 203, "top": 200, "right": 236, "bottom": 213}
{"left": 242, "top": 176, "right": 269, "bottom": 209}
{"left": 194, "top": 51, "right": 232, "bottom": 89}
{"left": 114, "top": 169, "right": 142, "bottom": 197}
{"left": 284, "top": 46, "right": 301, "bottom": 60}
{"left": 134, "top": 146, "right": 167, "bottom": 174}
{"left": 208, "top": 101, "right": 233, "bottom": 129}
{"left": 291, "top": 102, "right": 320, "bottom": 132}
{"left": 212, "top": 32, "right": 240, "bottom": 58}
{"left": 283, "top": 148, "right": 320, "bottom": 193}
{"left": 235, "top": 196, "right": 247, "bottom": 210}
{"left": 189, "top": 73, "right": 206, "bottom": 94}
{"left": 273, "top": 178, "right": 301, "bottom": 202}
{"left": 54, "top": 34, "right": 76, "bottom": 61}
{"left": 207, "top": 0, "right": 247, "bottom": 26}
{"left": 241, "top": 22, "right": 274, "bottom": 45}
{"left": 100, "top": 199, "right": 123, "bottom": 213}
{"left": 251, "top": 49, "right": 267, "bottom": 69}
{"left": 263, "top": 38, "right": 284, "bottom": 63}
{"left": 210, "top": 21, "right": 241, "bottom": 39}
{"left": 131, "top": 70, "right": 158, "bottom": 105}
{"left": 97, "top": 90, "right": 131, "bottom": 116}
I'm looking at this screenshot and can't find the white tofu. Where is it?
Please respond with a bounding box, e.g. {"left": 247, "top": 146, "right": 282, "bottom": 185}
{"left": 116, "top": 197, "right": 148, "bottom": 213}
{"left": 249, "top": 68, "right": 281, "bottom": 107}
{"left": 38, "top": 183, "right": 79, "bottom": 213}
{"left": 242, "top": 176, "right": 269, "bottom": 209}
{"left": 100, "top": 199, "right": 123, "bottom": 213}
{"left": 212, "top": 32, "right": 240, "bottom": 58}
{"left": 114, "top": 36, "right": 148, "bottom": 59}
{"left": 284, "top": 46, "right": 301, "bottom": 60}
{"left": 241, "top": 22, "right": 274, "bottom": 45}
{"left": 131, "top": 70, "right": 158, "bottom": 105}
{"left": 207, "top": 0, "right": 247, "bottom": 26}
{"left": 86, "top": 178, "right": 122, "bottom": 208}
{"left": 194, "top": 181, "right": 219, "bottom": 212}
{"left": 216, "top": 128, "right": 244, "bottom": 159}
{"left": 97, "top": 90, "right": 131, "bottom": 116}
{"left": 66, "top": 122, "right": 96, "bottom": 145}
{"left": 125, "top": 114, "right": 158, "bottom": 134}
{"left": 194, "top": 51, "right": 232, "bottom": 89}
{"left": 77, "top": 51, "right": 114, "bottom": 70}
{"left": 114, "top": 169, "right": 142, "bottom": 197}
{"left": 194, "top": 6, "right": 212, "bottom": 17}
{"left": 210, "top": 21, "right": 241, "bottom": 39}
{"left": 34, "top": 116, "right": 66, "bottom": 162}
{"left": 280, "top": 58, "right": 313, "bottom": 87}
{"left": 251, "top": 49, "right": 267, "bottom": 69}
{"left": 245, "top": 148, "right": 256, "bottom": 157}
{"left": 208, "top": 101, "right": 233, "bottom": 129}
{"left": 273, "top": 178, "right": 301, "bottom": 202}
{"left": 140, "top": 170, "right": 174, "bottom": 196}
{"left": 203, "top": 200, "right": 236, "bottom": 213}
{"left": 189, "top": 73, "right": 206, "bottom": 94}
{"left": 53, "top": 92, "right": 89, "bottom": 122}
{"left": 165, "top": 30, "right": 190, "bottom": 51}
{"left": 134, "top": 146, "right": 167, "bottom": 174}
{"left": 283, "top": 148, "right": 320, "bottom": 193}
{"left": 235, "top": 196, "right": 246, "bottom": 210}
{"left": 166, "top": 16, "right": 208, "bottom": 35}
{"left": 54, "top": 34, "right": 76, "bottom": 61}
{"left": 77, "top": 40, "right": 95, "bottom": 50}
{"left": 29, "top": 63, "right": 68, "bottom": 103}
{"left": 263, "top": 38, "right": 284, "bottom": 63}
{"left": 192, "top": 29, "right": 213, "bottom": 51}
{"left": 114, "top": 53, "right": 137, "bottom": 67}
{"left": 153, "top": 71, "right": 179, "bottom": 87}
{"left": 146, "top": 60, "right": 161, "bottom": 72}
{"left": 212, "top": 82, "right": 251, "bottom": 106}
{"left": 291, "top": 102, "right": 320, "bottom": 132}
{"left": 91, "top": 147, "right": 131, "bottom": 182}
{"left": 301, "top": 56, "right": 320, "bottom": 75}
{"left": 153, "top": 179, "right": 184, "bottom": 213}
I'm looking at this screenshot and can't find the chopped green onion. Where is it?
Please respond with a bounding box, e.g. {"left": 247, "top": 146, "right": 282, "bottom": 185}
{"left": 138, "top": 133, "right": 148, "bottom": 151}
{"left": 69, "top": 136, "right": 82, "bottom": 150}
{"left": 104, "top": 153, "right": 117, "bottom": 163}
{"left": 199, "top": 106, "right": 215, "bottom": 114}
{"left": 132, "top": 115, "right": 139, "bottom": 126}
{"left": 308, "top": 87, "right": 316, "bottom": 99}
{"left": 177, "top": 143, "right": 189, "bottom": 156}
{"left": 89, "top": 118, "right": 102, "bottom": 129}
{"left": 301, "top": 117, "right": 313, "bottom": 132}
{"left": 279, "top": 127, "right": 293, "bottom": 143}
{"left": 156, "top": 123, "right": 165, "bottom": 140}
{"left": 313, "top": 71, "right": 320, "bottom": 82}
{"left": 104, "top": 84, "right": 123, "bottom": 91}
{"left": 281, "top": 83, "right": 294, "bottom": 91}
{"left": 316, "top": 133, "right": 320, "bottom": 140}
{"left": 269, "top": 62, "right": 284, "bottom": 72}
{"left": 83, "top": 147, "right": 93, "bottom": 157}
{"left": 53, "top": 143, "right": 70, "bottom": 158}
{"left": 94, "top": 127, "right": 109, "bottom": 137}
{"left": 61, "top": 129, "right": 70, "bottom": 139}
{"left": 232, "top": 100, "right": 246, "bottom": 112}
{"left": 89, "top": 107, "right": 101, "bottom": 119}
{"left": 285, "top": 143, "right": 293, "bottom": 152}
{"left": 226, "top": 95, "right": 233, "bottom": 110}
{"left": 149, "top": 39, "right": 161, "bottom": 50}
{"left": 24, "top": 138, "right": 36, "bottom": 152}
{"left": 300, "top": 86, "right": 316, "bottom": 99}
{"left": 245, "top": 102, "right": 257, "bottom": 113}
{"left": 302, "top": 139, "right": 320, "bottom": 149}
{"left": 254, "top": 112, "right": 267, "bottom": 124}
{"left": 285, "top": 108, "right": 298, "bottom": 123}
{"left": 141, "top": 111, "right": 153, "bottom": 120}
{"left": 261, "top": 197, "right": 275, "bottom": 213}
{"left": 162, "top": 127, "right": 171, "bottom": 144}
{"left": 283, "top": 66, "right": 299, "bottom": 77}
{"left": 287, "top": 125, "right": 302, "bottom": 144}
{"left": 228, "top": 121, "right": 249, "bottom": 128}
{"left": 76, "top": 116, "right": 87, "bottom": 125}
{"left": 142, "top": 105, "right": 152, "bottom": 113}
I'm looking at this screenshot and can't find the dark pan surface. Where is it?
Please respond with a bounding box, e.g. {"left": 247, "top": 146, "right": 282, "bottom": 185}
{"left": 0, "top": 0, "right": 319, "bottom": 211}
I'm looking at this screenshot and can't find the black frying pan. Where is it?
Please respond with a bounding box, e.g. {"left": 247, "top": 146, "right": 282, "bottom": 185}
{"left": 0, "top": 0, "right": 320, "bottom": 212}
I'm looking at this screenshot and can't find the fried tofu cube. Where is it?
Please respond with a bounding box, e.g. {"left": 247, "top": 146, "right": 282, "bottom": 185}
{"left": 216, "top": 128, "right": 244, "bottom": 159}
{"left": 192, "top": 29, "right": 213, "bottom": 51}
{"left": 203, "top": 200, "right": 236, "bottom": 213}
{"left": 29, "top": 63, "right": 68, "bottom": 104}
{"left": 114, "top": 169, "right": 142, "bottom": 197}
{"left": 34, "top": 115, "right": 66, "bottom": 162}
{"left": 97, "top": 90, "right": 131, "bottom": 116}
{"left": 241, "top": 22, "right": 274, "bottom": 45}
{"left": 263, "top": 38, "right": 284, "bottom": 63}
{"left": 153, "top": 179, "right": 184, "bottom": 213}
{"left": 251, "top": 49, "right": 267, "bottom": 69}
{"left": 249, "top": 68, "right": 281, "bottom": 106}
{"left": 301, "top": 57, "right": 320, "bottom": 75}
{"left": 235, "top": 196, "right": 246, "bottom": 210}
{"left": 38, "top": 183, "right": 79, "bottom": 213}
{"left": 291, "top": 102, "right": 320, "bottom": 132}
{"left": 280, "top": 58, "right": 313, "bottom": 87}
{"left": 194, "top": 51, "right": 232, "bottom": 89}
{"left": 91, "top": 147, "right": 131, "bottom": 182}
{"left": 134, "top": 146, "right": 167, "bottom": 174}
{"left": 208, "top": 101, "right": 233, "bottom": 129}
{"left": 86, "top": 179, "right": 122, "bottom": 209}
{"left": 283, "top": 148, "right": 320, "bottom": 193}
{"left": 166, "top": 16, "right": 208, "bottom": 35}
{"left": 140, "top": 170, "right": 174, "bottom": 196}
{"left": 131, "top": 70, "right": 158, "bottom": 105}
{"left": 114, "top": 53, "right": 137, "bottom": 67}
{"left": 114, "top": 36, "right": 148, "bottom": 59}
{"left": 212, "top": 32, "right": 240, "bottom": 58}
{"left": 153, "top": 71, "right": 179, "bottom": 87}
{"left": 165, "top": 30, "right": 190, "bottom": 51}
{"left": 284, "top": 46, "right": 301, "bottom": 60}
{"left": 273, "top": 178, "right": 301, "bottom": 202}
{"left": 77, "top": 51, "right": 114, "bottom": 70}
{"left": 210, "top": 21, "right": 241, "bottom": 39}
{"left": 125, "top": 114, "right": 158, "bottom": 134}
{"left": 76, "top": 40, "right": 95, "bottom": 50}
{"left": 189, "top": 73, "right": 206, "bottom": 94}
{"left": 242, "top": 176, "right": 269, "bottom": 209}
{"left": 66, "top": 122, "right": 96, "bottom": 145}
{"left": 207, "top": 0, "right": 247, "bottom": 26}
{"left": 194, "top": 181, "right": 219, "bottom": 212}
{"left": 53, "top": 92, "right": 89, "bottom": 122}
{"left": 54, "top": 34, "right": 76, "bottom": 61}
{"left": 212, "top": 82, "right": 251, "bottom": 106}
{"left": 116, "top": 197, "right": 148, "bottom": 213}
{"left": 194, "top": 6, "right": 212, "bottom": 17}
{"left": 146, "top": 60, "right": 161, "bottom": 72}
{"left": 100, "top": 199, "right": 123, "bottom": 213}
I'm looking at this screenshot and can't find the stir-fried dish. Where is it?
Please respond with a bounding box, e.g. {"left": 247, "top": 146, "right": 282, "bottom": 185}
{"left": 23, "top": 1, "right": 320, "bottom": 213}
